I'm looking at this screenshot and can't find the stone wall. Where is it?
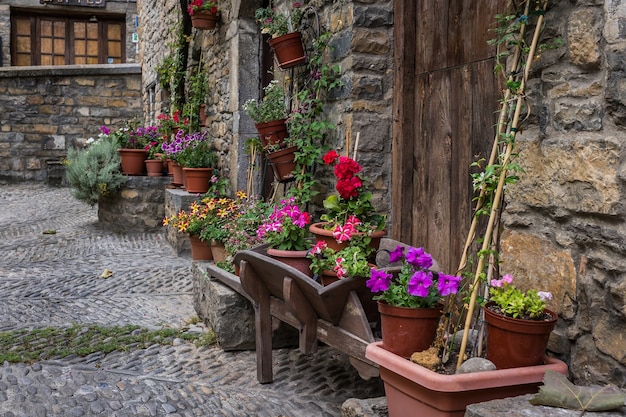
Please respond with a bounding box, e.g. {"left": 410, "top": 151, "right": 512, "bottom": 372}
{"left": 0, "top": 65, "right": 142, "bottom": 181}
{"left": 500, "top": 1, "right": 626, "bottom": 386}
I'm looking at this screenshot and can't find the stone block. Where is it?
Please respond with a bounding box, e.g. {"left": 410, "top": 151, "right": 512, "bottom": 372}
{"left": 341, "top": 397, "right": 388, "bottom": 417}
{"left": 507, "top": 132, "right": 622, "bottom": 215}
{"left": 97, "top": 176, "right": 171, "bottom": 233}
{"left": 353, "top": 75, "right": 383, "bottom": 100}
{"left": 552, "top": 98, "right": 603, "bottom": 131}
{"left": 352, "top": 28, "right": 390, "bottom": 55}
{"left": 353, "top": 4, "right": 393, "bottom": 27}
{"left": 465, "top": 394, "right": 626, "bottom": 417}
{"left": 500, "top": 230, "right": 577, "bottom": 316}
{"left": 192, "top": 263, "right": 298, "bottom": 351}
{"left": 568, "top": 8, "right": 602, "bottom": 69}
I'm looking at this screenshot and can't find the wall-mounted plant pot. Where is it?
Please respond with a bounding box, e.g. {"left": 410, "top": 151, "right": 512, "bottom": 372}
{"left": 268, "top": 32, "right": 307, "bottom": 69}
{"left": 190, "top": 10, "right": 219, "bottom": 30}
{"left": 255, "top": 119, "right": 288, "bottom": 149}
{"left": 267, "top": 145, "right": 297, "bottom": 182}
{"left": 199, "top": 104, "right": 207, "bottom": 127}
{"left": 365, "top": 341, "right": 569, "bottom": 417}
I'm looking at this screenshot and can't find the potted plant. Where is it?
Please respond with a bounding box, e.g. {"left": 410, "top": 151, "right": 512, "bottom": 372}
{"left": 176, "top": 131, "right": 218, "bottom": 194}
{"left": 308, "top": 223, "right": 375, "bottom": 285}
{"left": 255, "top": 2, "right": 306, "bottom": 69}
{"left": 106, "top": 123, "right": 147, "bottom": 175}
{"left": 163, "top": 201, "right": 214, "bottom": 261}
{"left": 144, "top": 138, "right": 165, "bottom": 177}
{"left": 223, "top": 195, "right": 271, "bottom": 273}
{"left": 187, "top": 0, "right": 220, "bottom": 30}
{"left": 484, "top": 274, "right": 557, "bottom": 369}
{"left": 197, "top": 195, "right": 245, "bottom": 263}
{"left": 367, "top": 245, "right": 461, "bottom": 358}
{"left": 310, "top": 150, "right": 386, "bottom": 251}
{"left": 256, "top": 196, "right": 312, "bottom": 276}
{"left": 243, "top": 80, "right": 289, "bottom": 149}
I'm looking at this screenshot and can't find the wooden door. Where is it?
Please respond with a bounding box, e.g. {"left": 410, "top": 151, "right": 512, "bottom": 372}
{"left": 392, "top": 0, "right": 506, "bottom": 273}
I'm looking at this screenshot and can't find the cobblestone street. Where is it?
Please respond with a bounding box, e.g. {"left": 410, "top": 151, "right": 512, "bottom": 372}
{"left": 0, "top": 182, "right": 384, "bottom": 417}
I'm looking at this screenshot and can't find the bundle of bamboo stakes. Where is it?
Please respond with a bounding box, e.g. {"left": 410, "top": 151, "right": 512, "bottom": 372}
{"left": 435, "top": 0, "right": 552, "bottom": 371}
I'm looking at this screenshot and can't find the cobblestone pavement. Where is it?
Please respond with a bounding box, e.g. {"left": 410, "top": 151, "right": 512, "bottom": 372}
{"left": 0, "top": 182, "right": 384, "bottom": 417}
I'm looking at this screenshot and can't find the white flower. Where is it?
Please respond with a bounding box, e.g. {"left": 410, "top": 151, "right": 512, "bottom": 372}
{"left": 538, "top": 291, "right": 553, "bottom": 301}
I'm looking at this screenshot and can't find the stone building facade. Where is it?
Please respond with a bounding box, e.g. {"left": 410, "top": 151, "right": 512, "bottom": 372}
{"left": 0, "top": 0, "right": 141, "bottom": 181}
{"left": 137, "top": 0, "right": 626, "bottom": 387}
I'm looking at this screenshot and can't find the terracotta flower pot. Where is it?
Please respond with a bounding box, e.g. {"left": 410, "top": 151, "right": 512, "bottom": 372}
{"left": 268, "top": 32, "right": 307, "bottom": 69}
{"left": 266, "top": 247, "right": 313, "bottom": 277}
{"left": 267, "top": 145, "right": 297, "bottom": 182}
{"left": 182, "top": 167, "right": 214, "bottom": 194}
{"left": 378, "top": 301, "right": 443, "bottom": 358}
{"left": 210, "top": 241, "right": 227, "bottom": 263}
{"left": 309, "top": 222, "right": 386, "bottom": 252}
{"left": 118, "top": 149, "right": 148, "bottom": 175}
{"left": 190, "top": 10, "right": 218, "bottom": 30}
{"left": 189, "top": 235, "right": 213, "bottom": 261}
{"left": 365, "top": 341, "right": 569, "bottom": 417}
{"left": 255, "top": 119, "right": 289, "bottom": 149}
{"left": 484, "top": 301, "right": 558, "bottom": 369}
{"left": 145, "top": 159, "right": 163, "bottom": 177}
{"left": 169, "top": 160, "right": 184, "bottom": 186}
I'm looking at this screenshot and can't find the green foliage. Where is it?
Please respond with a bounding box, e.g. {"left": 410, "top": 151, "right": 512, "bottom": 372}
{"left": 243, "top": 80, "right": 288, "bottom": 124}
{"left": 65, "top": 138, "right": 126, "bottom": 206}
{"left": 489, "top": 283, "right": 547, "bottom": 319}
{"left": 0, "top": 323, "right": 216, "bottom": 364}
{"left": 308, "top": 234, "right": 375, "bottom": 278}
{"left": 288, "top": 32, "right": 344, "bottom": 203}
{"left": 175, "top": 136, "right": 217, "bottom": 168}
{"left": 184, "top": 66, "right": 209, "bottom": 132}
{"left": 255, "top": 3, "right": 304, "bottom": 38}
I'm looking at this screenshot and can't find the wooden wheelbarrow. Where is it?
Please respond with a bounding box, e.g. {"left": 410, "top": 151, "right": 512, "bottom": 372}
{"left": 232, "top": 248, "right": 380, "bottom": 384}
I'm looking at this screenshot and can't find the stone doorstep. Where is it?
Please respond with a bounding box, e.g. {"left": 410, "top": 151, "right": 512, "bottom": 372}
{"left": 465, "top": 394, "right": 626, "bottom": 417}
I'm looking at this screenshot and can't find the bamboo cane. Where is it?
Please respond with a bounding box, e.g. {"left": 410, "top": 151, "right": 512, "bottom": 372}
{"left": 456, "top": 0, "right": 548, "bottom": 370}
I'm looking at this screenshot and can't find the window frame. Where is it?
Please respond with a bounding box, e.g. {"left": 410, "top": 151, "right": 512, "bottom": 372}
{"left": 10, "top": 11, "right": 126, "bottom": 66}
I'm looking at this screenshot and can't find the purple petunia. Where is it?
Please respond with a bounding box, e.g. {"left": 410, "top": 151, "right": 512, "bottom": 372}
{"left": 407, "top": 270, "right": 433, "bottom": 298}
{"left": 366, "top": 268, "right": 393, "bottom": 293}
{"left": 405, "top": 246, "right": 433, "bottom": 269}
{"left": 388, "top": 245, "right": 405, "bottom": 263}
{"left": 437, "top": 273, "right": 461, "bottom": 296}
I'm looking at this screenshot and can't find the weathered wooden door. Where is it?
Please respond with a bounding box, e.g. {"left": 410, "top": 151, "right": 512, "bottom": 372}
{"left": 392, "top": 0, "right": 506, "bottom": 273}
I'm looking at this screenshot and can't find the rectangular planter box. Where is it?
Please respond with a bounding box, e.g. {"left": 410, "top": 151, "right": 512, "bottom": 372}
{"left": 365, "top": 341, "right": 569, "bottom": 417}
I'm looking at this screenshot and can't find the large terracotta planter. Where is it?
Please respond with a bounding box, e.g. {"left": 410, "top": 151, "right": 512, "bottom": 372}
{"left": 266, "top": 247, "right": 313, "bottom": 277}
{"left": 267, "top": 145, "right": 297, "bottom": 182}
{"left": 309, "top": 222, "right": 386, "bottom": 252}
{"left": 190, "top": 10, "right": 219, "bottom": 30}
{"left": 145, "top": 159, "right": 163, "bottom": 177}
{"left": 255, "top": 119, "right": 288, "bottom": 149}
{"left": 378, "top": 301, "right": 442, "bottom": 358}
{"left": 118, "top": 149, "right": 148, "bottom": 175}
{"left": 182, "top": 167, "right": 214, "bottom": 194}
{"left": 189, "top": 235, "right": 213, "bottom": 261}
{"left": 169, "top": 160, "right": 184, "bottom": 186}
{"left": 268, "top": 32, "right": 307, "bottom": 69}
{"left": 484, "top": 302, "right": 558, "bottom": 369}
{"left": 366, "top": 341, "right": 569, "bottom": 417}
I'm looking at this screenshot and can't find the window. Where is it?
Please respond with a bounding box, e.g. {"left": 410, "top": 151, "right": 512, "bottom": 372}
{"left": 11, "top": 13, "right": 125, "bottom": 66}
